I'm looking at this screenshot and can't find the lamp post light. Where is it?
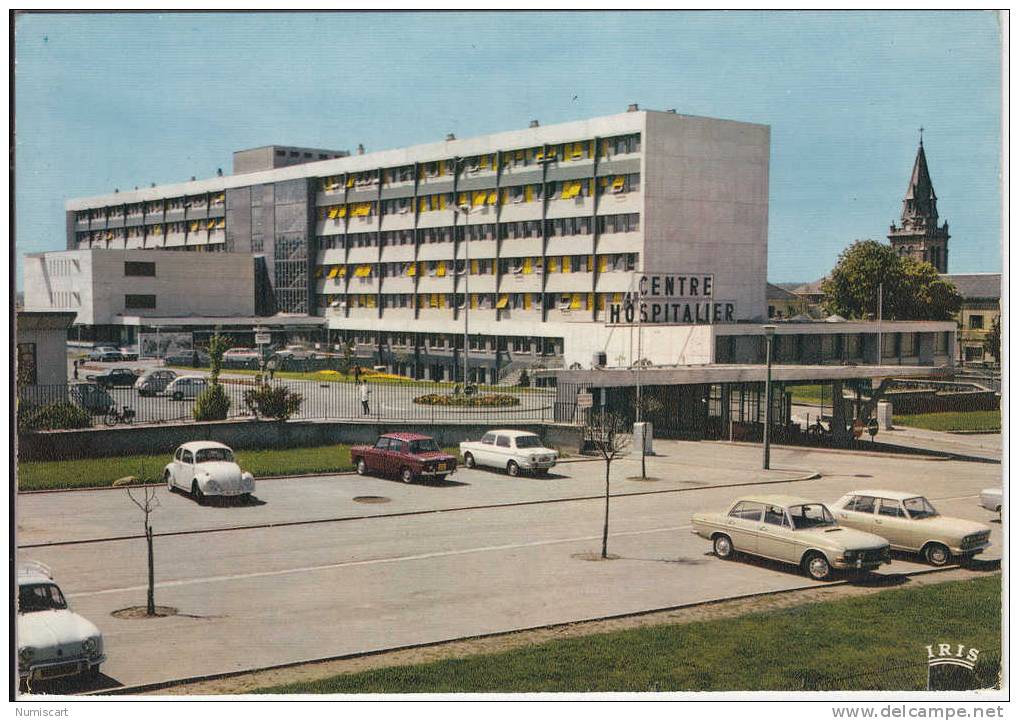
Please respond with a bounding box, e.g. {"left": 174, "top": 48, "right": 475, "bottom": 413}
{"left": 762, "top": 324, "right": 776, "bottom": 470}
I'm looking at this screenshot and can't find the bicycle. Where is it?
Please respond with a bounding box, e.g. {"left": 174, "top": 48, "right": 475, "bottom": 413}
{"left": 104, "top": 404, "right": 136, "bottom": 426}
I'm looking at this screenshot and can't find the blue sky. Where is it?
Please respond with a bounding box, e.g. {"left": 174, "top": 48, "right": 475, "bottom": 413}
{"left": 14, "top": 11, "right": 1002, "bottom": 288}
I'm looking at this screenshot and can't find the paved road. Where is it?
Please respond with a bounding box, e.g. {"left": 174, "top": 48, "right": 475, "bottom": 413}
{"left": 16, "top": 435, "right": 1002, "bottom": 692}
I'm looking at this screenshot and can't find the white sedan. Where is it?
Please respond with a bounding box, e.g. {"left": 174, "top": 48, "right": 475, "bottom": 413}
{"left": 164, "top": 441, "right": 255, "bottom": 504}
{"left": 980, "top": 488, "right": 1002, "bottom": 513}
{"left": 460, "top": 430, "right": 559, "bottom": 476}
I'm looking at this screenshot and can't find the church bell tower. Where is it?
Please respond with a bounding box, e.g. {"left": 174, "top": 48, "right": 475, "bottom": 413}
{"left": 888, "top": 132, "right": 950, "bottom": 273}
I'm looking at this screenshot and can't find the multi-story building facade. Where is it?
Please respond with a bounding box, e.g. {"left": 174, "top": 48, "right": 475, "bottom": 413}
{"left": 942, "top": 272, "right": 1001, "bottom": 364}
{"left": 59, "top": 107, "right": 771, "bottom": 381}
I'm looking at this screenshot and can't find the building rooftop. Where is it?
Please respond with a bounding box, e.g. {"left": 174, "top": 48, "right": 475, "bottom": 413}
{"left": 767, "top": 283, "right": 803, "bottom": 301}
{"left": 942, "top": 273, "right": 1001, "bottom": 300}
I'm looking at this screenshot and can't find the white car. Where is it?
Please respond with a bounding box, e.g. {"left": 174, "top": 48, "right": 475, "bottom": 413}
{"left": 980, "top": 488, "right": 1002, "bottom": 513}
{"left": 165, "top": 375, "right": 209, "bottom": 400}
{"left": 164, "top": 441, "right": 255, "bottom": 504}
{"left": 460, "top": 430, "right": 559, "bottom": 476}
{"left": 17, "top": 562, "right": 105, "bottom": 686}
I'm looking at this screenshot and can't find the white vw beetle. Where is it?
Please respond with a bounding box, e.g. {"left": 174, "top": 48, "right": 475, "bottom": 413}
{"left": 18, "top": 562, "right": 105, "bottom": 687}
{"left": 164, "top": 441, "right": 255, "bottom": 504}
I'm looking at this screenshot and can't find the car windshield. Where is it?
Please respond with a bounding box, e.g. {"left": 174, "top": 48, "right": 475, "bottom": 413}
{"left": 19, "top": 583, "right": 68, "bottom": 613}
{"left": 515, "top": 436, "right": 542, "bottom": 448}
{"left": 409, "top": 439, "right": 439, "bottom": 454}
{"left": 195, "top": 448, "right": 235, "bottom": 463}
{"left": 904, "top": 496, "right": 939, "bottom": 519}
{"left": 788, "top": 503, "right": 836, "bottom": 529}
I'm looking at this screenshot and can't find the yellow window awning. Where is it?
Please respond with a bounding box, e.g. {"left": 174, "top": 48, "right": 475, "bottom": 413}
{"left": 429, "top": 294, "right": 439, "bottom": 308}
{"left": 346, "top": 176, "right": 355, "bottom": 188}
{"left": 328, "top": 208, "right": 339, "bottom": 219}
{"left": 327, "top": 267, "right": 340, "bottom": 279}
{"left": 338, "top": 265, "right": 347, "bottom": 276}
{"left": 547, "top": 256, "right": 559, "bottom": 273}
{"left": 216, "top": 219, "right": 225, "bottom": 229}
{"left": 613, "top": 293, "right": 623, "bottom": 303}
{"left": 562, "top": 256, "right": 572, "bottom": 273}
{"left": 315, "top": 267, "right": 324, "bottom": 278}
{"left": 598, "top": 256, "right": 608, "bottom": 273}
{"left": 522, "top": 257, "right": 533, "bottom": 274}
{"left": 612, "top": 176, "right": 625, "bottom": 191}
{"left": 496, "top": 295, "right": 509, "bottom": 309}
{"left": 523, "top": 294, "right": 532, "bottom": 310}
{"left": 206, "top": 220, "right": 215, "bottom": 229}
{"left": 487, "top": 190, "right": 498, "bottom": 205}
{"left": 352, "top": 203, "right": 372, "bottom": 217}
{"left": 570, "top": 293, "right": 582, "bottom": 310}
{"left": 470, "top": 259, "right": 479, "bottom": 274}
{"left": 355, "top": 265, "right": 372, "bottom": 277}
{"left": 561, "top": 181, "right": 582, "bottom": 200}
{"left": 524, "top": 186, "right": 534, "bottom": 202}
{"left": 472, "top": 191, "right": 486, "bottom": 207}
{"left": 152, "top": 225, "right": 162, "bottom": 235}
{"left": 458, "top": 192, "right": 468, "bottom": 206}
{"left": 406, "top": 263, "right": 416, "bottom": 277}
{"left": 597, "top": 294, "right": 606, "bottom": 311}
{"left": 436, "top": 261, "right": 446, "bottom": 277}
{"left": 214, "top": 193, "right": 225, "bottom": 203}
{"left": 337, "top": 205, "right": 347, "bottom": 218}
{"left": 479, "top": 155, "right": 490, "bottom": 169}
{"left": 469, "top": 294, "right": 478, "bottom": 309}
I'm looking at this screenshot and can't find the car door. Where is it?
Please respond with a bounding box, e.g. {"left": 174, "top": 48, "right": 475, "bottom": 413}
{"left": 180, "top": 449, "right": 195, "bottom": 485}
{"left": 836, "top": 495, "right": 878, "bottom": 533}
{"left": 171, "top": 447, "right": 183, "bottom": 488}
{"left": 724, "top": 501, "right": 763, "bottom": 553}
{"left": 757, "top": 504, "right": 797, "bottom": 562}
{"left": 495, "top": 435, "right": 512, "bottom": 469}
{"left": 478, "top": 433, "right": 497, "bottom": 467}
{"left": 874, "top": 498, "right": 913, "bottom": 550}
{"left": 367, "top": 438, "right": 390, "bottom": 474}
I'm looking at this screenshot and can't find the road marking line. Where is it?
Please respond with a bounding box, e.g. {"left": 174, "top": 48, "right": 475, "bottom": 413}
{"left": 66, "top": 524, "right": 693, "bottom": 599}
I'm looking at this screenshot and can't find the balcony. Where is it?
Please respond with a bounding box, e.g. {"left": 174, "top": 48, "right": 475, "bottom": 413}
{"left": 457, "top": 274, "right": 496, "bottom": 294}
{"left": 498, "top": 274, "right": 542, "bottom": 294}
{"left": 318, "top": 277, "right": 347, "bottom": 294}
{"left": 596, "top": 191, "right": 641, "bottom": 215}
{"left": 380, "top": 276, "right": 416, "bottom": 294}
{"left": 347, "top": 214, "right": 378, "bottom": 233}
{"left": 499, "top": 237, "right": 542, "bottom": 258}
{"left": 318, "top": 248, "right": 347, "bottom": 266}
{"left": 546, "top": 234, "right": 594, "bottom": 256}
{"left": 416, "top": 209, "right": 455, "bottom": 229}
{"left": 208, "top": 229, "right": 226, "bottom": 245}
{"left": 497, "top": 203, "right": 542, "bottom": 224}
{"left": 380, "top": 244, "right": 415, "bottom": 263}
{"left": 347, "top": 246, "right": 379, "bottom": 264}
{"left": 416, "top": 274, "right": 455, "bottom": 294}
{"left": 544, "top": 272, "right": 594, "bottom": 293}
{"left": 185, "top": 205, "right": 209, "bottom": 220}
{"left": 379, "top": 213, "right": 415, "bottom": 232}
{"left": 462, "top": 238, "right": 497, "bottom": 259}
{"left": 89, "top": 218, "right": 108, "bottom": 231}
{"left": 595, "top": 272, "right": 636, "bottom": 293}
{"left": 316, "top": 218, "right": 346, "bottom": 236}
{"left": 106, "top": 235, "right": 127, "bottom": 250}
{"left": 546, "top": 195, "right": 593, "bottom": 219}
{"left": 595, "top": 230, "right": 642, "bottom": 254}
{"left": 348, "top": 276, "right": 379, "bottom": 294}
{"left": 164, "top": 232, "right": 187, "bottom": 247}
{"left": 417, "top": 241, "right": 455, "bottom": 261}
{"left": 124, "top": 235, "right": 145, "bottom": 250}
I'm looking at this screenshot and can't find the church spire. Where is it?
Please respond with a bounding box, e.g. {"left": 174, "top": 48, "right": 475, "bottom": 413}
{"left": 901, "top": 138, "right": 938, "bottom": 227}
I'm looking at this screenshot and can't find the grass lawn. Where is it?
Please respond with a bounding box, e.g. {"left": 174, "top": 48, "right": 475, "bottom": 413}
{"left": 894, "top": 409, "right": 1001, "bottom": 432}
{"left": 18, "top": 445, "right": 356, "bottom": 491}
{"left": 256, "top": 576, "right": 1000, "bottom": 693}
{"left": 788, "top": 384, "right": 829, "bottom": 406}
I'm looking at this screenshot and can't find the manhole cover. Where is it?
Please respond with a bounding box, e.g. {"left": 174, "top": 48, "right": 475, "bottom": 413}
{"left": 111, "top": 606, "right": 178, "bottom": 620}
{"left": 353, "top": 495, "right": 391, "bottom": 504}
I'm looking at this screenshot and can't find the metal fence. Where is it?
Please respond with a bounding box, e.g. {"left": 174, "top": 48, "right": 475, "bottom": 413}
{"left": 17, "top": 377, "right": 556, "bottom": 429}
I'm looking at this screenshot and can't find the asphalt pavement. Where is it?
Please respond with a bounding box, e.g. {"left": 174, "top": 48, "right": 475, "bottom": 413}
{"left": 16, "top": 434, "right": 1003, "bottom": 692}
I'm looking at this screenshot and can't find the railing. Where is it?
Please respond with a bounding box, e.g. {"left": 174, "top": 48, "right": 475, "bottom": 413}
{"left": 17, "top": 377, "right": 555, "bottom": 430}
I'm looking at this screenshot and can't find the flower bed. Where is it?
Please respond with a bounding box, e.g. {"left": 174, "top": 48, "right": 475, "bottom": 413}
{"left": 412, "top": 393, "right": 521, "bottom": 407}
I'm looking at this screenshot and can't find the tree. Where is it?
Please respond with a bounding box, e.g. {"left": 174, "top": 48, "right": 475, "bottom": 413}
{"left": 243, "top": 383, "right": 304, "bottom": 421}
{"left": 636, "top": 394, "right": 664, "bottom": 479}
{"left": 585, "top": 411, "right": 632, "bottom": 559}
{"left": 821, "top": 240, "right": 961, "bottom": 321}
{"left": 984, "top": 316, "right": 1001, "bottom": 363}
{"left": 113, "top": 478, "right": 159, "bottom": 616}
{"left": 194, "top": 334, "right": 231, "bottom": 421}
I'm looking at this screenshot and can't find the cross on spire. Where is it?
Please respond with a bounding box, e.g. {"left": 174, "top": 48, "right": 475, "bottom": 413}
{"left": 919, "top": 126, "right": 924, "bottom": 146}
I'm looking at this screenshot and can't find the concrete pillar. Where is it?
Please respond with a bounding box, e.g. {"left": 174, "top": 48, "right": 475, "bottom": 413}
{"left": 830, "top": 380, "right": 852, "bottom": 447}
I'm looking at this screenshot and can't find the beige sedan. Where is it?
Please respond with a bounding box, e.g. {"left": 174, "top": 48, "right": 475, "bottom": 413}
{"left": 691, "top": 494, "right": 891, "bottom": 580}
{"left": 831, "top": 490, "right": 992, "bottom": 566}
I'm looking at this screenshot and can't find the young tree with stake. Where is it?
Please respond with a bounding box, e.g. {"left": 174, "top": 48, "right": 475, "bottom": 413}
{"left": 113, "top": 477, "right": 160, "bottom": 616}
{"left": 586, "top": 410, "right": 632, "bottom": 559}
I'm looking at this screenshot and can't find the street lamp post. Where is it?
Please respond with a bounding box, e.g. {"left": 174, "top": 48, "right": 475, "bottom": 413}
{"left": 762, "top": 325, "right": 776, "bottom": 470}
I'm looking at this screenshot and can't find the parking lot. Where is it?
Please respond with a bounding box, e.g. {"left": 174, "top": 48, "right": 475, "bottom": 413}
{"left": 16, "top": 434, "right": 1002, "bottom": 692}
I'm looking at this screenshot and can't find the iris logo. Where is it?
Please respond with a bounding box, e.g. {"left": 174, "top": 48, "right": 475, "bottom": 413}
{"left": 926, "top": 643, "right": 980, "bottom": 671}
{"left": 926, "top": 643, "right": 983, "bottom": 691}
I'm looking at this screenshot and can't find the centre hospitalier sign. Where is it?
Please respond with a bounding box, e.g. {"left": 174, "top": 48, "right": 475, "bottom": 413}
{"left": 607, "top": 273, "right": 736, "bottom": 325}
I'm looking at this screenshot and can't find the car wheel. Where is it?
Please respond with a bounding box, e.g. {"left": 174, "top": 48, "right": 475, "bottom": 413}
{"left": 192, "top": 481, "right": 205, "bottom": 506}
{"left": 804, "top": 552, "right": 832, "bottom": 580}
{"left": 400, "top": 467, "right": 414, "bottom": 484}
{"left": 356, "top": 458, "right": 367, "bottom": 476}
{"left": 507, "top": 461, "right": 520, "bottom": 477}
{"left": 713, "top": 534, "right": 734, "bottom": 560}
{"left": 241, "top": 493, "right": 252, "bottom": 503}
{"left": 434, "top": 474, "right": 447, "bottom": 482}
{"left": 924, "top": 542, "right": 951, "bottom": 567}
{"left": 165, "top": 471, "right": 174, "bottom": 492}
{"left": 463, "top": 453, "right": 476, "bottom": 469}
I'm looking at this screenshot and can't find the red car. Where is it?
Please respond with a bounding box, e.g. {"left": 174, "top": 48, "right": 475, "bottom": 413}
{"left": 351, "top": 432, "right": 457, "bottom": 484}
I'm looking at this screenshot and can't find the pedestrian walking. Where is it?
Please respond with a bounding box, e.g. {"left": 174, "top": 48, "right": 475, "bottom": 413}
{"left": 266, "top": 358, "right": 276, "bottom": 382}
{"left": 72, "top": 359, "right": 79, "bottom": 381}
{"left": 360, "top": 380, "right": 371, "bottom": 416}
{"left": 353, "top": 364, "right": 361, "bottom": 383}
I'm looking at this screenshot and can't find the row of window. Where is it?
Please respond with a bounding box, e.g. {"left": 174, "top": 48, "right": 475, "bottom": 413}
{"left": 77, "top": 220, "right": 225, "bottom": 243}
{"left": 318, "top": 292, "right": 630, "bottom": 312}
{"left": 316, "top": 253, "right": 638, "bottom": 280}
{"left": 75, "top": 193, "right": 225, "bottom": 223}
{"left": 341, "top": 331, "right": 559, "bottom": 355}
{"left": 318, "top": 134, "right": 642, "bottom": 192}
{"left": 316, "top": 213, "right": 640, "bottom": 250}
{"left": 319, "top": 175, "right": 639, "bottom": 220}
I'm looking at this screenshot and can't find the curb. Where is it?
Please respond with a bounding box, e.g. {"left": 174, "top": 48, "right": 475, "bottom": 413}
{"left": 86, "top": 563, "right": 995, "bottom": 697}
{"left": 713, "top": 439, "right": 954, "bottom": 462}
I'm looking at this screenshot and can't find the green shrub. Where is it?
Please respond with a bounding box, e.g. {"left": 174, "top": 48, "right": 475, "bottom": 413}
{"left": 18, "top": 402, "right": 93, "bottom": 433}
{"left": 412, "top": 393, "right": 521, "bottom": 407}
{"left": 193, "top": 384, "right": 231, "bottom": 421}
{"left": 243, "top": 383, "right": 304, "bottom": 421}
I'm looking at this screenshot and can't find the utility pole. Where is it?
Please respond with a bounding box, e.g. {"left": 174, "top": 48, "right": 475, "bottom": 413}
{"left": 763, "top": 325, "right": 776, "bottom": 470}
{"left": 876, "top": 282, "right": 883, "bottom": 364}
